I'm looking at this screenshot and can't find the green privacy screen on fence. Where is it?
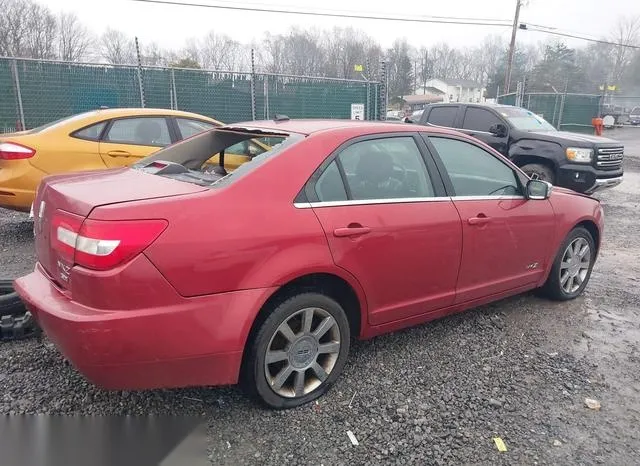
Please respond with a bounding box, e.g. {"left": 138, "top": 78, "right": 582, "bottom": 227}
{"left": 497, "top": 92, "right": 602, "bottom": 134}
{"left": 0, "top": 57, "right": 381, "bottom": 132}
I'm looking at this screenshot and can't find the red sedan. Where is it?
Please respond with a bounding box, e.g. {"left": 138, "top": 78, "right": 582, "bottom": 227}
{"left": 15, "top": 118, "right": 604, "bottom": 409}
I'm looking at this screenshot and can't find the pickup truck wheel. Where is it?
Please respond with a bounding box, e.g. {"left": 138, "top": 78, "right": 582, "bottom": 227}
{"left": 540, "top": 227, "right": 596, "bottom": 301}
{"left": 520, "top": 163, "right": 555, "bottom": 184}
{"left": 242, "top": 292, "right": 350, "bottom": 409}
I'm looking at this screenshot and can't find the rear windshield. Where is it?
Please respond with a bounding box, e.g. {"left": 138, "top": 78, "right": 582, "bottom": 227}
{"left": 133, "top": 127, "right": 301, "bottom": 187}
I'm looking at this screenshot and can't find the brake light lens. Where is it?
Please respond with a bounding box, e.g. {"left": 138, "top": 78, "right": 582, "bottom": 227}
{"left": 0, "top": 142, "right": 36, "bottom": 160}
{"left": 52, "top": 210, "right": 167, "bottom": 270}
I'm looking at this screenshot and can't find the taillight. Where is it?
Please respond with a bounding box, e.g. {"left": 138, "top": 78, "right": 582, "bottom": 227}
{"left": 52, "top": 210, "right": 167, "bottom": 271}
{"left": 0, "top": 142, "right": 36, "bottom": 160}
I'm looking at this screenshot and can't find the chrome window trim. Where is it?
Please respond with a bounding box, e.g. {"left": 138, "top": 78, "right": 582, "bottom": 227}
{"left": 293, "top": 194, "right": 526, "bottom": 209}
{"left": 453, "top": 195, "right": 526, "bottom": 201}
{"left": 294, "top": 197, "right": 450, "bottom": 209}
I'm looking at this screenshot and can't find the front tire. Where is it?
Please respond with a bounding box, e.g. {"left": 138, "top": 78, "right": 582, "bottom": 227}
{"left": 243, "top": 293, "right": 351, "bottom": 409}
{"left": 540, "top": 227, "right": 596, "bottom": 301}
{"left": 520, "top": 163, "right": 555, "bottom": 185}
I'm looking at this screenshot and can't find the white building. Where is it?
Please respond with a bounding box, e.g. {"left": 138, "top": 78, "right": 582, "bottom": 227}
{"left": 415, "top": 78, "right": 486, "bottom": 103}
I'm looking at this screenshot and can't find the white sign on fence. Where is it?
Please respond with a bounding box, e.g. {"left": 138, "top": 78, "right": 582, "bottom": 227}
{"left": 351, "top": 103, "right": 365, "bottom": 120}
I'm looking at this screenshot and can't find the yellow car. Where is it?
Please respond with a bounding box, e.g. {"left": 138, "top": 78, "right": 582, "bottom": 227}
{"left": 0, "top": 108, "right": 269, "bottom": 212}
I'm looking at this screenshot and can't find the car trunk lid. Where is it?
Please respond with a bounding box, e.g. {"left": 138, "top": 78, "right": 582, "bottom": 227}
{"left": 33, "top": 167, "right": 206, "bottom": 288}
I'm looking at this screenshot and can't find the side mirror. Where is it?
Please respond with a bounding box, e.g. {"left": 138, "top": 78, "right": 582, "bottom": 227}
{"left": 526, "top": 179, "right": 551, "bottom": 200}
{"left": 489, "top": 123, "right": 508, "bottom": 137}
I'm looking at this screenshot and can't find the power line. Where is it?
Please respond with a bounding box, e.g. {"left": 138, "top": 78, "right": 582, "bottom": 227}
{"left": 520, "top": 24, "right": 640, "bottom": 50}
{"left": 126, "top": 0, "right": 514, "bottom": 26}
{"left": 165, "top": 0, "right": 515, "bottom": 24}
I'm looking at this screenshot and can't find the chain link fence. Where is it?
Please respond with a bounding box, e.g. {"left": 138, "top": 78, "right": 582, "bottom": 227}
{"left": 498, "top": 91, "right": 604, "bottom": 134}
{"left": 0, "top": 57, "right": 382, "bottom": 133}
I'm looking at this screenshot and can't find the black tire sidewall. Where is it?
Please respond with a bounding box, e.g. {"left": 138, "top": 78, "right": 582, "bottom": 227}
{"left": 246, "top": 293, "right": 351, "bottom": 409}
{"left": 0, "top": 280, "right": 27, "bottom": 316}
{"left": 544, "top": 227, "right": 596, "bottom": 300}
{"left": 521, "top": 163, "right": 555, "bottom": 185}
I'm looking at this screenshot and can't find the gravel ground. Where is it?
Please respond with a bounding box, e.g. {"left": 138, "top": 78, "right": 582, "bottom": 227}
{"left": 1, "top": 129, "right": 639, "bottom": 465}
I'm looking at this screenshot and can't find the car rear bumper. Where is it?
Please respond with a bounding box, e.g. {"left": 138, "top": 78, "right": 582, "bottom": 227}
{"left": 0, "top": 187, "right": 35, "bottom": 212}
{"left": 14, "top": 263, "right": 276, "bottom": 390}
{"left": 0, "top": 160, "right": 39, "bottom": 212}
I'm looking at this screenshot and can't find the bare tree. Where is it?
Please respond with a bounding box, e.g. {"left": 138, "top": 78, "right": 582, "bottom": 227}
{"left": 261, "top": 33, "right": 287, "bottom": 74}
{"left": 24, "top": 1, "right": 57, "bottom": 59}
{"left": 610, "top": 15, "right": 640, "bottom": 84}
{"left": 199, "top": 31, "right": 247, "bottom": 71}
{"left": 0, "top": 0, "right": 28, "bottom": 56}
{"left": 282, "top": 28, "right": 324, "bottom": 76}
{"left": 101, "top": 28, "right": 135, "bottom": 64}
{"left": 141, "top": 42, "right": 166, "bottom": 66}
{"left": 58, "top": 12, "right": 92, "bottom": 61}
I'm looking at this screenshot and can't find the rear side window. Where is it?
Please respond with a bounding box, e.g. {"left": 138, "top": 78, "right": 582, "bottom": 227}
{"left": 462, "top": 107, "right": 503, "bottom": 133}
{"left": 72, "top": 121, "right": 107, "bottom": 141}
{"left": 427, "top": 106, "right": 458, "bottom": 127}
{"left": 176, "top": 118, "right": 217, "bottom": 139}
{"left": 429, "top": 137, "right": 521, "bottom": 197}
{"left": 105, "top": 118, "right": 171, "bottom": 146}
{"left": 315, "top": 160, "right": 347, "bottom": 202}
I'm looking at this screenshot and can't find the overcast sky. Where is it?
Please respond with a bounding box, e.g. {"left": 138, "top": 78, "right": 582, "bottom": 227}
{"left": 46, "top": 0, "right": 637, "bottom": 50}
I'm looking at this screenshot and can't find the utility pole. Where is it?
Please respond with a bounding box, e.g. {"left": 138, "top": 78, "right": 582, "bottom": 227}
{"left": 504, "top": 0, "right": 522, "bottom": 94}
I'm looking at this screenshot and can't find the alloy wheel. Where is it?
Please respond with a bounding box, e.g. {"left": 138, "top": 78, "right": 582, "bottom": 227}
{"left": 264, "top": 307, "right": 341, "bottom": 398}
{"left": 559, "top": 237, "right": 592, "bottom": 294}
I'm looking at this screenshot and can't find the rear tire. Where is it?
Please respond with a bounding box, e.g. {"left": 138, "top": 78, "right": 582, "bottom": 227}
{"left": 0, "top": 279, "right": 26, "bottom": 315}
{"left": 242, "top": 292, "right": 351, "bottom": 409}
{"left": 520, "top": 163, "right": 555, "bottom": 185}
{"left": 540, "top": 227, "right": 596, "bottom": 301}
{"left": 0, "top": 279, "right": 40, "bottom": 341}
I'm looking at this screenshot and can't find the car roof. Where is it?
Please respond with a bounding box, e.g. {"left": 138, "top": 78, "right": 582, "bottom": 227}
{"left": 427, "top": 102, "right": 516, "bottom": 110}
{"left": 226, "top": 119, "right": 459, "bottom": 136}
{"left": 86, "top": 107, "right": 221, "bottom": 121}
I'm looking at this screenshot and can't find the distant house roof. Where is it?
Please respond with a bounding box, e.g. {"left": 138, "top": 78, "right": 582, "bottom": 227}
{"left": 403, "top": 94, "right": 444, "bottom": 105}
{"left": 440, "top": 78, "right": 483, "bottom": 89}
{"left": 424, "top": 86, "right": 445, "bottom": 95}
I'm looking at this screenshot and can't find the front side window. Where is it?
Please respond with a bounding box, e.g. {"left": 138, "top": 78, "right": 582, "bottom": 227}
{"left": 429, "top": 137, "right": 522, "bottom": 197}
{"left": 461, "top": 107, "right": 503, "bottom": 133}
{"left": 337, "top": 137, "right": 434, "bottom": 200}
{"left": 176, "top": 118, "right": 217, "bottom": 139}
{"left": 427, "top": 106, "right": 458, "bottom": 127}
{"left": 105, "top": 117, "right": 171, "bottom": 146}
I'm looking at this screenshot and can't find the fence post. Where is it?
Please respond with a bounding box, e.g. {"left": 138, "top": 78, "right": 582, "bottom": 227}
{"left": 135, "top": 37, "right": 146, "bottom": 107}
{"left": 250, "top": 49, "right": 256, "bottom": 121}
{"left": 263, "top": 75, "right": 269, "bottom": 119}
{"left": 10, "top": 59, "right": 26, "bottom": 130}
{"left": 170, "top": 68, "right": 178, "bottom": 110}
{"left": 557, "top": 93, "right": 566, "bottom": 129}
{"left": 379, "top": 60, "right": 387, "bottom": 120}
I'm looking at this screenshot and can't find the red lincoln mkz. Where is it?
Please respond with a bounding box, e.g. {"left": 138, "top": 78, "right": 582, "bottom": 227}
{"left": 15, "top": 118, "right": 604, "bottom": 408}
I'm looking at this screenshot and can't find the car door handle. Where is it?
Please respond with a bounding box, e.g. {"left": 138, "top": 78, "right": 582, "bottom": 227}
{"left": 333, "top": 226, "right": 371, "bottom": 237}
{"left": 106, "top": 150, "right": 131, "bottom": 157}
{"left": 468, "top": 215, "right": 490, "bottom": 225}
